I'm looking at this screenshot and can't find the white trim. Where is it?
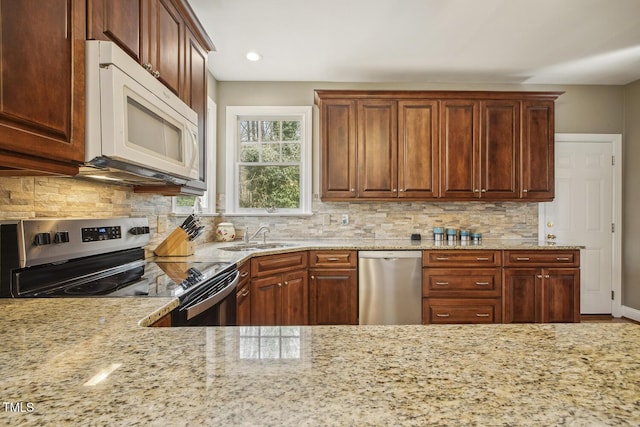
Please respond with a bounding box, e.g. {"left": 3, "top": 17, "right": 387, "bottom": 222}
{"left": 621, "top": 305, "right": 640, "bottom": 322}
{"left": 225, "top": 106, "right": 313, "bottom": 215}
{"left": 540, "top": 133, "right": 622, "bottom": 317}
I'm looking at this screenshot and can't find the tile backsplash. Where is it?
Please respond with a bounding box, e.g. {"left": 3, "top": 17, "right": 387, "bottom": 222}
{"left": 0, "top": 177, "right": 539, "bottom": 246}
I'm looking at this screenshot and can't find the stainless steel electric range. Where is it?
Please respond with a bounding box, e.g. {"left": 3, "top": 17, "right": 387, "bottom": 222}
{"left": 0, "top": 217, "right": 238, "bottom": 326}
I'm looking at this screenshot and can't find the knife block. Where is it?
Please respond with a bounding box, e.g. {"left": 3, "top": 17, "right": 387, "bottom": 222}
{"left": 154, "top": 227, "right": 194, "bottom": 257}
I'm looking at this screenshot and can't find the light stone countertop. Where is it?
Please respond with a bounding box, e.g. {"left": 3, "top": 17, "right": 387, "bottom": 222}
{"left": 1, "top": 298, "right": 639, "bottom": 426}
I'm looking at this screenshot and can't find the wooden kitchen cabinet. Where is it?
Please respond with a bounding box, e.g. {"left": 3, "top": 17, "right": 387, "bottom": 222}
{"left": 315, "top": 90, "right": 561, "bottom": 202}
{"left": 423, "top": 250, "right": 502, "bottom": 324}
{"left": 521, "top": 100, "right": 555, "bottom": 201}
{"left": 235, "top": 261, "right": 251, "bottom": 326}
{"left": 357, "top": 100, "right": 398, "bottom": 198}
{"left": 0, "top": 0, "right": 85, "bottom": 176}
{"left": 250, "top": 252, "right": 309, "bottom": 326}
{"left": 398, "top": 100, "right": 439, "bottom": 198}
{"left": 503, "top": 250, "right": 580, "bottom": 323}
{"left": 440, "top": 99, "right": 519, "bottom": 199}
{"left": 309, "top": 250, "right": 358, "bottom": 325}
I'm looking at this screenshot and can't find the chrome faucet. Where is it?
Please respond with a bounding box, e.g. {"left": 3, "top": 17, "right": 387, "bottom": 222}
{"left": 244, "top": 226, "right": 270, "bottom": 244}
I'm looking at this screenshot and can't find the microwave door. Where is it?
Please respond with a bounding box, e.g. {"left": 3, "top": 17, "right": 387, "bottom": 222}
{"left": 98, "top": 63, "right": 199, "bottom": 181}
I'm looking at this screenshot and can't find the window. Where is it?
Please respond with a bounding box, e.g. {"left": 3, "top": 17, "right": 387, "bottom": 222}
{"left": 226, "top": 106, "right": 312, "bottom": 215}
{"left": 173, "top": 98, "right": 217, "bottom": 215}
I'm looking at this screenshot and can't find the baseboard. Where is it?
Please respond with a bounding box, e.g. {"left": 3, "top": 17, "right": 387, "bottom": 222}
{"left": 621, "top": 305, "right": 640, "bottom": 322}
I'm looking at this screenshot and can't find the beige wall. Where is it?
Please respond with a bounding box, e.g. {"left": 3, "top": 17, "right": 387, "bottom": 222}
{"left": 623, "top": 79, "right": 640, "bottom": 310}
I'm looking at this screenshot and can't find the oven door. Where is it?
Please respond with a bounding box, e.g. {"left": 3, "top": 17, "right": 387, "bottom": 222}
{"left": 173, "top": 269, "right": 239, "bottom": 327}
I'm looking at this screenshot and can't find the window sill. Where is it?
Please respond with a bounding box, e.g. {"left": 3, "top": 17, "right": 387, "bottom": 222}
{"left": 223, "top": 212, "right": 313, "bottom": 218}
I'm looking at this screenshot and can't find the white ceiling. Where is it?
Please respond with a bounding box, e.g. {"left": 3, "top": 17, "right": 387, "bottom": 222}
{"left": 188, "top": 0, "right": 640, "bottom": 85}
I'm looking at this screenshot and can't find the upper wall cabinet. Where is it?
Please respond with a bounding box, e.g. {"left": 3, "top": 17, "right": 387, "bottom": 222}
{"left": 0, "top": 0, "right": 85, "bottom": 176}
{"left": 0, "top": 0, "right": 214, "bottom": 189}
{"left": 315, "top": 90, "right": 562, "bottom": 202}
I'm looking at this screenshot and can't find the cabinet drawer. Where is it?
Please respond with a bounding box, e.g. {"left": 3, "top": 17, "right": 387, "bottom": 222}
{"left": 309, "top": 250, "right": 357, "bottom": 268}
{"left": 423, "top": 250, "right": 501, "bottom": 267}
{"left": 503, "top": 250, "right": 579, "bottom": 267}
{"left": 423, "top": 298, "right": 501, "bottom": 324}
{"left": 237, "top": 261, "right": 251, "bottom": 287}
{"left": 251, "top": 251, "right": 308, "bottom": 277}
{"left": 423, "top": 268, "right": 501, "bottom": 298}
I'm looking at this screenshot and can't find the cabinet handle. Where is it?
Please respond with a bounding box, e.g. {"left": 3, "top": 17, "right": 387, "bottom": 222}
{"left": 476, "top": 313, "right": 490, "bottom": 317}
{"left": 277, "top": 282, "right": 282, "bottom": 287}
{"left": 481, "top": 189, "right": 486, "bottom": 193}
{"left": 435, "top": 257, "right": 449, "bottom": 261}
{"left": 310, "top": 275, "right": 315, "bottom": 279}
{"left": 544, "top": 275, "right": 550, "bottom": 279}
{"left": 399, "top": 189, "right": 404, "bottom": 192}
{"left": 435, "top": 313, "right": 450, "bottom": 318}
{"left": 523, "top": 189, "right": 528, "bottom": 193}
{"left": 537, "top": 275, "right": 543, "bottom": 279}
{"left": 476, "top": 257, "right": 490, "bottom": 261}
{"left": 351, "top": 188, "right": 355, "bottom": 192}
{"left": 475, "top": 282, "right": 490, "bottom": 286}
{"left": 326, "top": 257, "right": 340, "bottom": 261}
{"left": 556, "top": 257, "right": 570, "bottom": 261}
{"left": 392, "top": 188, "right": 397, "bottom": 192}
{"left": 237, "top": 289, "right": 249, "bottom": 298}
{"left": 240, "top": 271, "right": 249, "bottom": 278}
{"left": 474, "top": 189, "right": 480, "bottom": 193}
{"left": 435, "top": 281, "right": 449, "bottom": 286}
{"left": 284, "top": 281, "right": 289, "bottom": 285}
{"left": 516, "top": 257, "right": 530, "bottom": 261}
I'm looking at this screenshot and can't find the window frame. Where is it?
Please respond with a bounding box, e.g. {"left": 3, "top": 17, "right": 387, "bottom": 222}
{"left": 225, "top": 106, "right": 312, "bottom": 216}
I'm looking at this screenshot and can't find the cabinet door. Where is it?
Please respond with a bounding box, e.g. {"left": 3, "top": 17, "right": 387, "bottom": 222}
{"left": 480, "top": 100, "right": 520, "bottom": 199}
{"left": 88, "top": 0, "right": 141, "bottom": 61}
{"left": 142, "top": 0, "right": 182, "bottom": 95}
{"left": 250, "top": 275, "right": 281, "bottom": 326}
{"left": 184, "top": 26, "right": 208, "bottom": 182}
{"left": 542, "top": 268, "right": 580, "bottom": 323}
{"left": 521, "top": 100, "right": 555, "bottom": 201}
{"left": 503, "top": 268, "right": 540, "bottom": 323}
{"left": 236, "top": 283, "right": 251, "bottom": 326}
{"left": 357, "top": 100, "right": 398, "bottom": 198}
{"left": 440, "top": 100, "right": 480, "bottom": 199}
{"left": 398, "top": 100, "right": 439, "bottom": 198}
{"left": 280, "top": 270, "right": 309, "bottom": 325}
{"left": 0, "top": 0, "right": 84, "bottom": 171}
{"left": 320, "top": 99, "right": 357, "bottom": 199}
{"left": 310, "top": 269, "right": 357, "bottom": 325}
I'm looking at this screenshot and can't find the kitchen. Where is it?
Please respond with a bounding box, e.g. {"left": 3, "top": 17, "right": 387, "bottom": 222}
{"left": 1, "top": 0, "right": 640, "bottom": 425}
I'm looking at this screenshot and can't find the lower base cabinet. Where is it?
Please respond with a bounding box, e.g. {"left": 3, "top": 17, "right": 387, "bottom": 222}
{"left": 423, "top": 298, "right": 501, "bottom": 324}
{"left": 235, "top": 261, "right": 251, "bottom": 326}
{"left": 309, "top": 250, "right": 358, "bottom": 325}
{"left": 250, "top": 252, "right": 309, "bottom": 326}
{"left": 503, "top": 250, "right": 580, "bottom": 323}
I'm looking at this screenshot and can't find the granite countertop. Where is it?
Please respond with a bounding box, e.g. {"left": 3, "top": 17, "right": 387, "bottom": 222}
{"left": 2, "top": 298, "right": 639, "bottom": 426}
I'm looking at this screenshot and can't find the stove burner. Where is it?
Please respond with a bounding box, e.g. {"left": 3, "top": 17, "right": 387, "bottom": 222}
{"left": 64, "top": 280, "right": 120, "bottom": 295}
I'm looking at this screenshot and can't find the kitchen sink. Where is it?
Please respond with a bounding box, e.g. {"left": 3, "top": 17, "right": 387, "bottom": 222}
{"left": 219, "top": 242, "right": 295, "bottom": 252}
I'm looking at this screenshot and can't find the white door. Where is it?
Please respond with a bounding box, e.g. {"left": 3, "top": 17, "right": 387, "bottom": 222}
{"left": 540, "top": 134, "right": 622, "bottom": 315}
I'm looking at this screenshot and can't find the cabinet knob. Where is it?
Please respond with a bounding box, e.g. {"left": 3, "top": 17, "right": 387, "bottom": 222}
{"left": 152, "top": 70, "right": 160, "bottom": 79}
{"left": 474, "top": 189, "right": 480, "bottom": 193}
{"left": 351, "top": 188, "right": 355, "bottom": 192}
{"left": 481, "top": 189, "right": 486, "bottom": 193}
{"left": 310, "top": 275, "right": 315, "bottom": 279}
{"left": 399, "top": 189, "right": 404, "bottom": 192}
{"left": 523, "top": 189, "right": 528, "bottom": 193}
{"left": 284, "top": 281, "right": 289, "bottom": 285}
{"left": 544, "top": 274, "right": 550, "bottom": 279}
{"left": 537, "top": 275, "right": 543, "bottom": 279}
{"left": 277, "top": 282, "right": 282, "bottom": 287}
{"left": 143, "top": 63, "right": 153, "bottom": 71}
{"left": 547, "top": 234, "right": 557, "bottom": 240}
{"left": 392, "top": 188, "right": 397, "bottom": 192}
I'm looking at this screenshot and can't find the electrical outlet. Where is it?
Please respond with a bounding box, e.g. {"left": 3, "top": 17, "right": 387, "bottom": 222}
{"left": 341, "top": 214, "right": 349, "bottom": 225}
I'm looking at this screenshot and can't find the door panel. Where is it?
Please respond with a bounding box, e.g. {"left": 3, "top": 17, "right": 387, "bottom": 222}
{"left": 281, "top": 270, "right": 308, "bottom": 325}
{"left": 542, "top": 138, "right": 615, "bottom": 314}
{"left": 481, "top": 100, "right": 519, "bottom": 198}
{"left": 357, "top": 100, "right": 397, "bottom": 198}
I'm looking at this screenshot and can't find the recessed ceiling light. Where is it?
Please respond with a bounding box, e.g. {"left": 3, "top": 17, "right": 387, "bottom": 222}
{"left": 245, "top": 51, "right": 262, "bottom": 62}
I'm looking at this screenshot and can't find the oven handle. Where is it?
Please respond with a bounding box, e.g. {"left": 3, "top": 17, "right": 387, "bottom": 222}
{"left": 183, "top": 270, "right": 239, "bottom": 320}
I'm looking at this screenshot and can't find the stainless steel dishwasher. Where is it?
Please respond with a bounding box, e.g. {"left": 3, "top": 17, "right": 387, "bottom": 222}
{"left": 358, "top": 251, "right": 422, "bottom": 325}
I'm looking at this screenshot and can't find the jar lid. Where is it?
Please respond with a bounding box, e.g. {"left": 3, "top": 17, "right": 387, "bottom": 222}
{"left": 446, "top": 228, "right": 457, "bottom": 235}
{"left": 218, "top": 222, "right": 234, "bottom": 226}
{"left": 460, "top": 230, "right": 470, "bottom": 236}
{"left": 433, "top": 227, "right": 444, "bottom": 233}
{"left": 471, "top": 232, "right": 482, "bottom": 238}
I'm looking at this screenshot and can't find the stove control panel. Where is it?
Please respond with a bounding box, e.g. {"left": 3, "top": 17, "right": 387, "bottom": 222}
{"left": 82, "top": 226, "right": 122, "bottom": 242}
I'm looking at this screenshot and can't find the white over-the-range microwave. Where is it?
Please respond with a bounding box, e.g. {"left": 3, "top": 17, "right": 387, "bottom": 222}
{"left": 81, "top": 40, "right": 203, "bottom": 191}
